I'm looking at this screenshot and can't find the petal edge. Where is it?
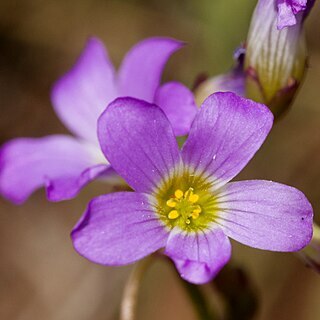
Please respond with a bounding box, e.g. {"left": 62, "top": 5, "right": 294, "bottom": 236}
{"left": 214, "top": 180, "right": 313, "bottom": 252}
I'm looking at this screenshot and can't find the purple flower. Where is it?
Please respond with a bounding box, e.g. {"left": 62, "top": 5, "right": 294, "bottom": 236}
{"left": 72, "top": 92, "right": 313, "bottom": 284}
{"left": 0, "top": 37, "right": 197, "bottom": 204}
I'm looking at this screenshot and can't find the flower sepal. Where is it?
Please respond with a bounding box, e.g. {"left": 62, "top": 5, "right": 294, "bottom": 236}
{"left": 245, "top": 65, "right": 302, "bottom": 117}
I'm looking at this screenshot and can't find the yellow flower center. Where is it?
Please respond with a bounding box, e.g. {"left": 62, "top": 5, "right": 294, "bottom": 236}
{"left": 166, "top": 188, "right": 202, "bottom": 225}
{"left": 154, "top": 171, "right": 219, "bottom": 232}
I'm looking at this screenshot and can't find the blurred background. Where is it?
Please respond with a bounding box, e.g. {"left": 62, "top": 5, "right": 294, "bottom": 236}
{"left": 1, "top": 0, "right": 320, "bottom": 319}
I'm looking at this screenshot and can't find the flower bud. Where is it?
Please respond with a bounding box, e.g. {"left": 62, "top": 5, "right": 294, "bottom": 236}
{"left": 244, "top": 0, "right": 315, "bottom": 117}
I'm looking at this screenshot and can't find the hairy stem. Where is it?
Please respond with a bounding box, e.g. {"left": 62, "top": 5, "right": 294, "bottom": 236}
{"left": 120, "top": 256, "right": 153, "bottom": 320}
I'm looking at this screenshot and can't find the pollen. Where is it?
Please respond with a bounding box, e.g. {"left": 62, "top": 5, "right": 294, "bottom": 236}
{"left": 168, "top": 210, "right": 179, "bottom": 219}
{"left": 191, "top": 211, "right": 200, "bottom": 219}
{"left": 191, "top": 205, "right": 202, "bottom": 219}
{"left": 189, "top": 193, "right": 199, "bottom": 203}
{"left": 192, "top": 205, "right": 202, "bottom": 214}
{"left": 156, "top": 172, "right": 217, "bottom": 232}
{"left": 174, "top": 189, "right": 184, "bottom": 199}
{"left": 166, "top": 198, "right": 178, "bottom": 207}
{"left": 165, "top": 187, "right": 202, "bottom": 226}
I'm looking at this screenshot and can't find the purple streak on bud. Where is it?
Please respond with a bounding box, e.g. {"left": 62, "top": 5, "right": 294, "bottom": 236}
{"left": 276, "top": 0, "right": 314, "bottom": 30}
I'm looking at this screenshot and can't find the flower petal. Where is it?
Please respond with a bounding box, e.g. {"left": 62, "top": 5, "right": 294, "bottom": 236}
{"left": 165, "top": 227, "right": 231, "bottom": 284}
{"left": 277, "top": 1, "right": 297, "bottom": 29}
{"left": 277, "top": 0, "right": 311, "bottom": 29}
{"left": 46, "top": 164, "right": 111, "bottom": 202}
{"left": 182, "top": 92, "right": 273, "bottom": 191}
{"left": 98, "top": 97, "right": 181, "bottom": 193}
{"left": 72, "top": 192, "right": 168, "bottom": 265}
{"left": 194, "top": 69, "right": 245, "bottom": 106}
{"left": 117, "top": 37, "right": 183, "bottom": 102}
{"left": 291, "top": 0, "right": 308, "bottom": 13}
{"left": 51, "top": 37, "right": 117, "bottom": 143}
{"left": 154, "top": 81, "right": 197, "bottom": 136}
{"left": 214, "top": 180, "right": 313, "bottom": 251}
{"left": 0, "top": 135, "right": 103, "bottom": 204}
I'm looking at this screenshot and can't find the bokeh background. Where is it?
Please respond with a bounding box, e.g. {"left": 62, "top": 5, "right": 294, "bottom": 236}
{"left": 1, "top": 1, "right": 320, "bottom": 319}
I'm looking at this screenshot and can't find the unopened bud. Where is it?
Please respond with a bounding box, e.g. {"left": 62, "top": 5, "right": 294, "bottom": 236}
{"left": 244, "top": 0, "right": 315, "bottom": 117}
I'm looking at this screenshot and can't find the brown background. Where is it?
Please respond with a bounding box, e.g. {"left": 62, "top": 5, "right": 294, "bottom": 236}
{"left": 1, "top": 1, "right": 320, "bottom": 319}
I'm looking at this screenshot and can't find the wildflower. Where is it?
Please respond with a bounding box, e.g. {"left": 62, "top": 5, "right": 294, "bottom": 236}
{"left": 72, "top": 92, "right": 313, "bottom": 284}
{"left": 0, "top": 37, "right": 196, "bottom": 204}
{"left": 245, "top": 0, "right": 315, "bottom": 116}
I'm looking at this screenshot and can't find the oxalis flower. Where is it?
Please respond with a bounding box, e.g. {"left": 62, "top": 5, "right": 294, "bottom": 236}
{"left": 0, "top": 37, "right": 197, "bottom": 204}
{"left": 72, "top": 92, "right": 313, "bottom": 284}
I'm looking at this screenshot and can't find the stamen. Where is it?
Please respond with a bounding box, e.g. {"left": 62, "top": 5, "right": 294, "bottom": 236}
{"left": 166, "top": 198, "right": 177, "bottom": 208}
{"left": 191, "top": 211, "right": 200, "bottom": 219}
{"left": 168, "top": 210, "right": 179, "bottom": 219}
{"left": 156, "top": 173, "right": 216, "bottom": 232}
{"left": 184, "top": 187, "right": 194, "bottom": 199}
{"left": 189, "top": 193, "right": 199, "bottom": 203}
{"left": 165, "top": 187, "right": 202, "bottom": 226}
{"left": 192, "top": 205, "right": 202, "bottom": 214}
{"left": 174, "top": 189, "right": 184, "bottom": 199}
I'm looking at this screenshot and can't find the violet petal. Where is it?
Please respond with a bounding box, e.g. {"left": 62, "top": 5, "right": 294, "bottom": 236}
{"left": 72, "top": 192, "right": 168, "bottom": 265}
{"left": 46, "top": 164, "right": 111, "bottom": 202}
{"left": 165, "top": 227, "right": 231, "bottom": 284}
{"left": 98, "top": 97, "right": 181, "bottom": 193}
{"left": 214, "top": 180, "right": 313, "bottom": 251}
{"left": 182, "top": 92, "right": 273, "bottom": 191}
{"left": 0, "top": 135, "right": 103, "bottom": 203}
{"left": 154, "top": 81, "right": 197, "bottom": 136}
{"left": 118, "top": 37, "right": 183, "bottom": 102}
{"left": 51, "top": 37, "right": 117, "bottom": 143}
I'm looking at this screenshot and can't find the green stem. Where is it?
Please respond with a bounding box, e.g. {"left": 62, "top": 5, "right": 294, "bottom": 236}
{"left": 120, "top": 254, "right": 217, "bottom": 320}
{"left": 119, "top": 256, "right": 153, "bottom": 320}
{"left": 180, "top": 280, "right": 218, "bottom": 320}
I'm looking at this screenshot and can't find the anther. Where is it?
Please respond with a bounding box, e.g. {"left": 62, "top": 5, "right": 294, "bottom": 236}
{"left": 192, "top": 205, "right": 202, "bottom": 214}
{"left": 174, "top": 189, "right": 184, "bottom": 199}
{"left": 191, "top": 211, "right": 200, "bottom": 219}
{"left": 166, "top": 198, "right": 177, "bottom": 208}
{"left": 189, "top": 193, "right": 199, "bottom": 203}
{"left": 168, "top": 210, "right": 179, "bottom": 219}
{"left": 165, "top": 187, "right": 202, "bottom": 224}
